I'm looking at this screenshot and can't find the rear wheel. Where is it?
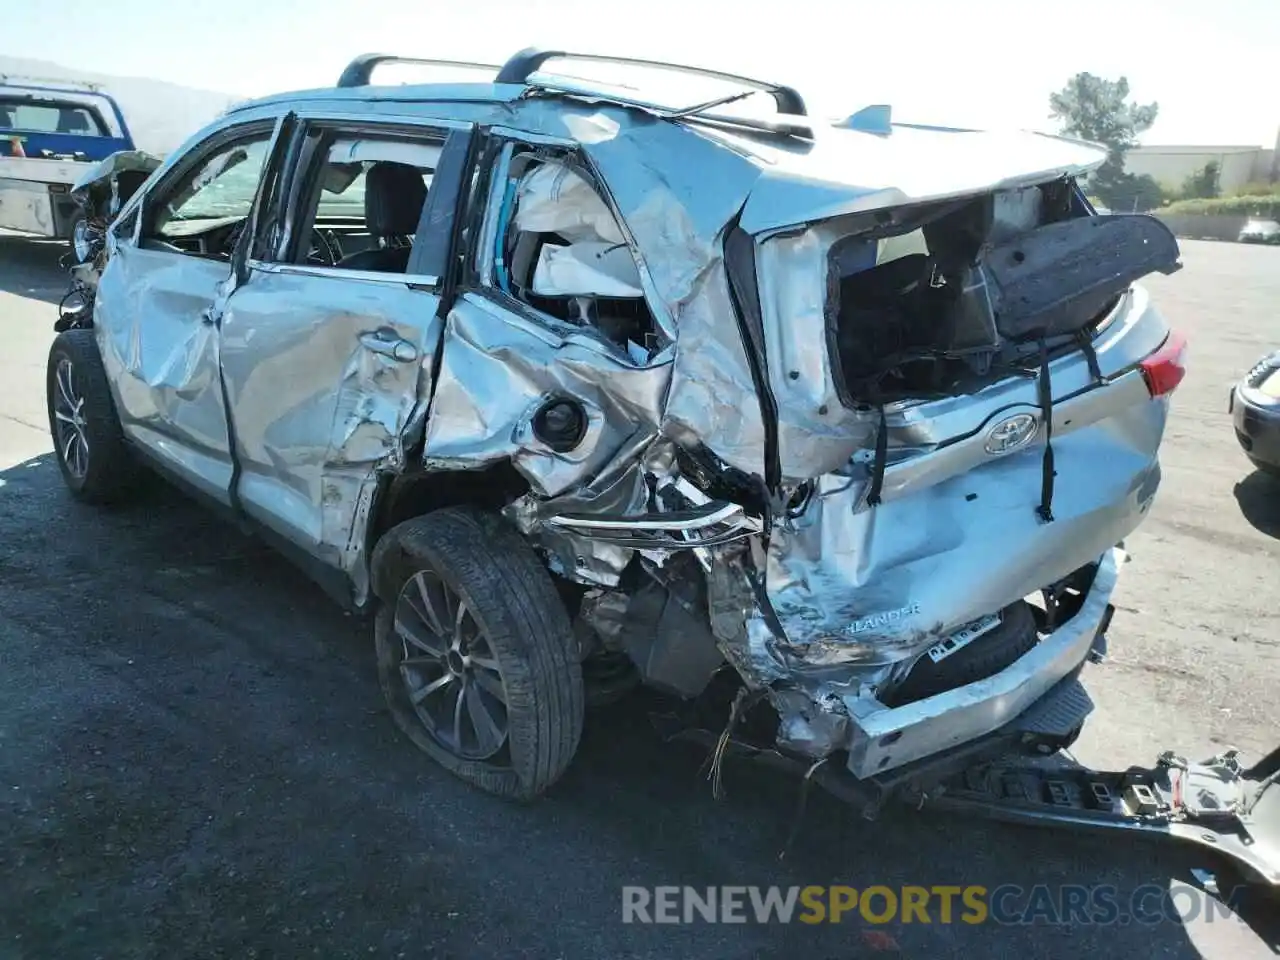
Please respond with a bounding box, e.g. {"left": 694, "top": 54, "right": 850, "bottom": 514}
{"left": 371, "top": 508, "right": 585, "bottom": 799}
{"left": 46, "top": 329, "right": 141, "bottom": 504}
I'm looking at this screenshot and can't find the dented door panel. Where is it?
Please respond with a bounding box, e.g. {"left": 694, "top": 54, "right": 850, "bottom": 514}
{"left": 218, "top": 267, "right": 444, "bottom": 569}
{"left": 94, "top": 244, "right": 236, "bottom": 503}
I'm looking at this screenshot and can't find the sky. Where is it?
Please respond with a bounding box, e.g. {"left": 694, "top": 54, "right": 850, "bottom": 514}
{"left": 4, "top": 0, "right": 1278, "bottom": 147}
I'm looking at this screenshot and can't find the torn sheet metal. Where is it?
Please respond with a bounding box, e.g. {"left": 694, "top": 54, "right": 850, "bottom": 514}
{"left": 761, "top": 388, "right": 1164, "bottom": 672}
{"left": 700, "top": 124, "right": 1108, "bottom": 235}
{"left": 580, "top": 115, "right": 769, "bottom": 477}
{"left": 505, "top": 441, "right": 651, "bottom": 585}
{"left": 659, "top": 256, "right": 769, "bottom": 477}
{"left": 69, "top": 149, "right": 162, "bottom": 201}
{"left": 755, "top": 222, "right": 879, "bottom": 481}
{"left": 424, "top": 292, "right": 671, "bottom": 500}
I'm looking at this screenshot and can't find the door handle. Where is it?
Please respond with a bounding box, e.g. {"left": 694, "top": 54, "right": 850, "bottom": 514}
{"left": 359, "top": 330, "right": 418, "bottom": 362}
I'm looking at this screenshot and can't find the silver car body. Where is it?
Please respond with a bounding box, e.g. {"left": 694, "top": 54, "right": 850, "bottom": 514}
{"left": 89, "top": 76, "right": 1181, "bottom": 779}
{"left": 1239, "top": 218, "right": 1280, "bottom": 243}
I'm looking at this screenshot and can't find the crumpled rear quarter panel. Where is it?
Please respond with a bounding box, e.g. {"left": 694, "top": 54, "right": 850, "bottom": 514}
{"left": 422, "top": 293, "right": 671, "bottom": 499}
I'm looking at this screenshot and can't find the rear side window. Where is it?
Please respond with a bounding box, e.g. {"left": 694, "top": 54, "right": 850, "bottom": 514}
{"left": 0, "top": 99, "right": 106, "bottom": 136}
{"left": 480, "top": 144, "right": 659, "bottom": 361}
{"left": 277, "top": 126, "right": 448, "bottom": 277}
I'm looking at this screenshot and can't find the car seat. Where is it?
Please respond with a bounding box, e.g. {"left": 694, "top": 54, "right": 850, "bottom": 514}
{"left": 56, "top": 109, "right": 91, "bottom": 134}
{"left": 336, "top": 161, "right": 427, "bottom": 273}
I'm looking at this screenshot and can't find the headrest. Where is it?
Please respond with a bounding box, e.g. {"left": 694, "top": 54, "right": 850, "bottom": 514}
{"left": 364, "top": 161, "right": 428, "bottom": 237}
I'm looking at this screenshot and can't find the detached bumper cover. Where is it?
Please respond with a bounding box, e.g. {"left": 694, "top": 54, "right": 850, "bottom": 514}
{"left": 843, "top": 547, "right": 1119, "bottom": 779}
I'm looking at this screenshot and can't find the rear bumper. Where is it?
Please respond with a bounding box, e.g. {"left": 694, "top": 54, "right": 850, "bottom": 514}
{"left": 1231, "top": 382, "right": 1280, "bottom": 469}
{"left": 842, "top": 547, "right": 1119, "bottom": 779}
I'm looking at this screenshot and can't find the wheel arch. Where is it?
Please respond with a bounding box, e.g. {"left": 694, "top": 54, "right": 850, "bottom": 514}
{"left": 366, "top": 461, "right": 530, "bottom": 603}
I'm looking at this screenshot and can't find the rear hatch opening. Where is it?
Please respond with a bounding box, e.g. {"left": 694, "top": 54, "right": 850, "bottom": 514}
{"left": 824, "top": 179, "right": 1181, "bottom": 407}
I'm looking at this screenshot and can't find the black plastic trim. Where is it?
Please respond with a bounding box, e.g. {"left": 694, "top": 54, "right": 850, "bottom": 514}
{"left": 723, "top": 218, "right": 780, "bottom": 492}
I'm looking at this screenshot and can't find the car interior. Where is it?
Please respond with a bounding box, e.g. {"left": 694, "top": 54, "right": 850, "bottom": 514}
{"left": 290, "top": 135, "right": 439, "bottom": 273}
{"left": 142, "top": 134, "right": 273, "bottom": 260}
{"left": 493, "top": 149, "right": 660, "bottom": 361}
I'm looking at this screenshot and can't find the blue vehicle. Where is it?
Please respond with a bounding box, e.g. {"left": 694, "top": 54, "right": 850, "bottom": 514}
{"left": 0, "top": 74, "right": 136, "bottom": 243}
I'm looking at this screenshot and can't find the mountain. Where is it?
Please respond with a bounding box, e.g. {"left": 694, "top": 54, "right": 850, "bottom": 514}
{"left": 0, "top": 55, "right": 242, "bottom": 156}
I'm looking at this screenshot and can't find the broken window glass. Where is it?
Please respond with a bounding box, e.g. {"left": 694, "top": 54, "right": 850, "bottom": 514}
{"left": 490, "top": 151, "right": 656, "bottom": 362}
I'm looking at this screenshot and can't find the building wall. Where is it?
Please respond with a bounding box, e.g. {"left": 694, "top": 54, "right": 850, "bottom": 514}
{"left": 1124, "top": 146, "right": 1270, "bottom": 193}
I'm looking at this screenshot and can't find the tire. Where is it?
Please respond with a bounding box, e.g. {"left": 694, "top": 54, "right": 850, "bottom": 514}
{"left": 1247, "top": 455, "right": 1280, "bottom": 480}
{"left": 46, "top": 329, "right": 141, "bottom": 504}
{"left": 885, "top": 601, "right": 1039, "bottom": 706}
{"left": 371, "top": 508, "right": 585, "bottom": 800}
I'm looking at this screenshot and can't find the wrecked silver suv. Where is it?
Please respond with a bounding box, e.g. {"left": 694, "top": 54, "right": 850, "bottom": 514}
{"left": 47, "top": 50, "right": 1188, "bottom": 801}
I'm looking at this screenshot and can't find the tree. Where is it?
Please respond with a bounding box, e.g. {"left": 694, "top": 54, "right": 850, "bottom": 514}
{"left": 1180, "top": 161, "right": 1220, "bottom": 200}
{"left": 1105, "top": 174, "right": 1166, "bottom": 213}
{"left": 1049, "top": 73, "right": 1160, "bottom": 210}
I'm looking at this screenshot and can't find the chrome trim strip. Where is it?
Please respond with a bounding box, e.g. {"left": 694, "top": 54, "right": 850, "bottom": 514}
{"left": 547, "top": 502, "right": 747, "bottom": 532}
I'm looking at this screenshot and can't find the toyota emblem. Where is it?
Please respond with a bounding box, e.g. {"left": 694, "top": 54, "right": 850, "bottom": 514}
{"left": 984, "top": 413, "right": 1039, "bottom": 455}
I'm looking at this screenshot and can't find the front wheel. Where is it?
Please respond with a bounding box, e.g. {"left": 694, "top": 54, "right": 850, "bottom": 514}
{"left": 46, "top": 329, "right": 140, "bottom": 503}
{"left": 68, "top": 214, "right": 94, "bottom": 263}
{"left": 371, "top": 508, "right": 585, "bottom": 799}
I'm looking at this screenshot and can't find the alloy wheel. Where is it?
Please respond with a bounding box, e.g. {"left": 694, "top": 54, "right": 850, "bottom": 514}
{"left": 393, "top": 570, "right": 510, "bottom": 760}
{"left": 52, "top": 358, "right": 90, "bottom": 480}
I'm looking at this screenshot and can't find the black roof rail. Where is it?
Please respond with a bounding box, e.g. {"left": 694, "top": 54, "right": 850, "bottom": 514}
{"left": 336, "top": 53, "right": 501, "bottom": 88}
{"left": 495, "top": 47, "right": 807, "bottom": 117}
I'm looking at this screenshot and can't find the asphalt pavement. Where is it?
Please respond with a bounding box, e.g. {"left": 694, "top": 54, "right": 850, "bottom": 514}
{"left": 0, "top": 232, "right": 1277, "bottom": 959}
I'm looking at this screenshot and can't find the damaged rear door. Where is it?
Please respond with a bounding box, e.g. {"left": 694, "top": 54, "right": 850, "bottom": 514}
{"left": 94, "top": 114, "right": 292, "bottom": 504}
{"left": 216, "top": 116, "right": 475, "bottom": 587}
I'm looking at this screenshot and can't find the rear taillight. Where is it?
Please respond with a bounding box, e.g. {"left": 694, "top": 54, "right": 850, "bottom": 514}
{"left": 1140, "top": 331, "right": 1187, "bottom": 397}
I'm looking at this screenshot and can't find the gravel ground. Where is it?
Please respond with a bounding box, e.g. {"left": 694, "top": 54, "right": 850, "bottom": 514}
{"left": 0, "top": 233, "right": 1277, "bottom": 959}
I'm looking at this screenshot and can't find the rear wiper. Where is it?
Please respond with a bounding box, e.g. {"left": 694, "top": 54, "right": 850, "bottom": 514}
{"left": 666, "top": 88, "right": 760, "bottom": 119}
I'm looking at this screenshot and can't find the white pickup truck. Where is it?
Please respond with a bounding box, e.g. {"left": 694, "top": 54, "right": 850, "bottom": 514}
{"left": 0, "top": 76, "right": 138, "bottom": 244}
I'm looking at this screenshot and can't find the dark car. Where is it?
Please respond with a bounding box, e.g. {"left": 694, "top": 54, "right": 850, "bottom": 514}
{"left": 1231, "top": 350, "right": 1280, "bottom": 476}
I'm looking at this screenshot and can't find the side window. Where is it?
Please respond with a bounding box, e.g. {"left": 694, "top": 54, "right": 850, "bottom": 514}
{"left": 482, "top": 146, "right": 657, "bottom": 361}
{"left": 143, "top": 131, "right": 273, "bottom": 258}
{"left": 282, "top": 130, "right": 442, "bottom": 275}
